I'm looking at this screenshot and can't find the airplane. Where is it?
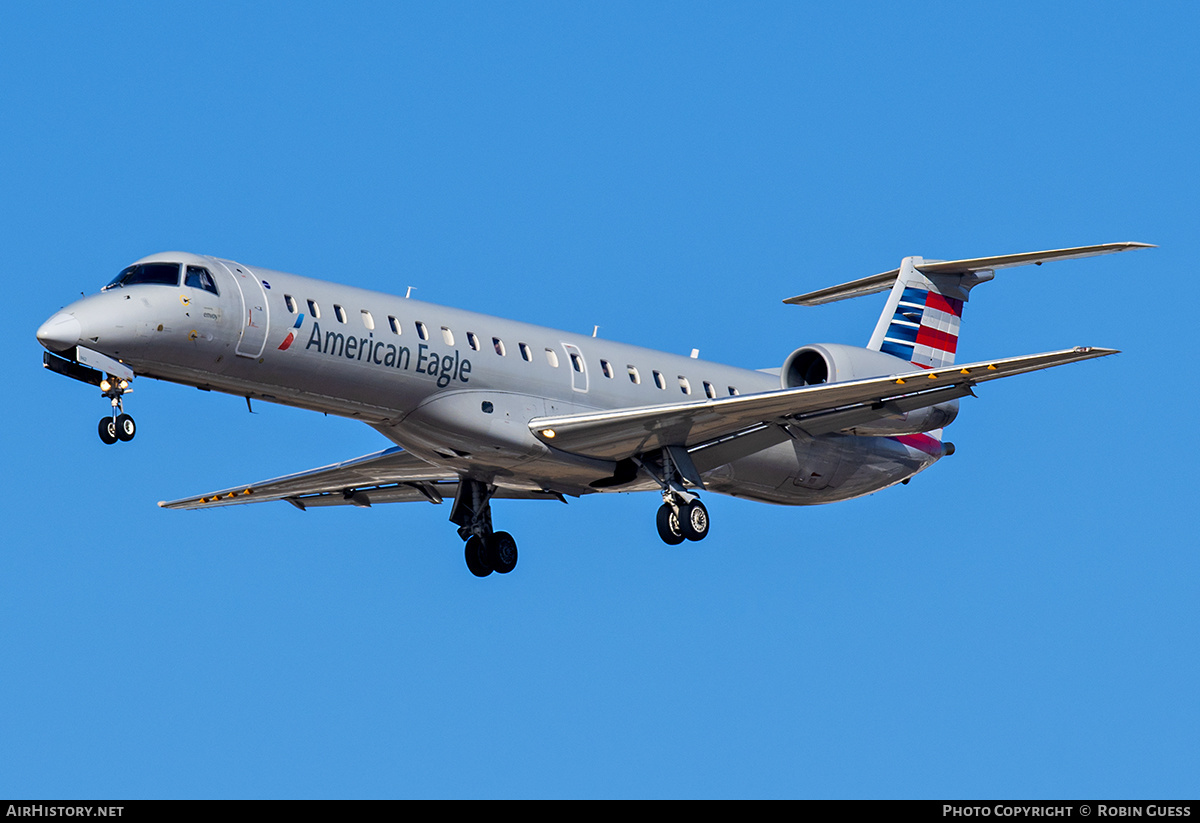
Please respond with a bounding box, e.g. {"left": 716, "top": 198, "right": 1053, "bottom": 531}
{"left": 36, "top": 241, "right": 1152, "bottom": 576}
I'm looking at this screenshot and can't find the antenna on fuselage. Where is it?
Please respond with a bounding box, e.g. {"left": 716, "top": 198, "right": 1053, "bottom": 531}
{"left": 690, "top": 348, "right": 699, "bottom": 359}
{"left": 592, "top": 325, "right": 599, "bottom": 338}
{"left": 405, "top": 286, "right": 416, "bottom": 299}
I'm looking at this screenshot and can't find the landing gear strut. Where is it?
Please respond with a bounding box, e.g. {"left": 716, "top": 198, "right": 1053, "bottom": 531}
{"left": 451, "top": 478, "right": 518, "bottom": 577}
{"left": 97, "top": 377, "right": 135, "bottom": 445}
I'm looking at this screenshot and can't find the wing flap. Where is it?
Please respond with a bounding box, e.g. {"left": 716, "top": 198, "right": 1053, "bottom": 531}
{"left": 531, "top": 347, "right": 1117, "bottom": 461}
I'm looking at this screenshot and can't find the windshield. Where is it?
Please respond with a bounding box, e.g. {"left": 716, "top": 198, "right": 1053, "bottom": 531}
{"left": 103, "top": 262, "right": 181, "bottom": 290}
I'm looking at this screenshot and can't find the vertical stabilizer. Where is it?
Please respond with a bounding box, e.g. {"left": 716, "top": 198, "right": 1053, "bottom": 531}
{"left": 867, "top": 257, "right": 992, "bottom": 368}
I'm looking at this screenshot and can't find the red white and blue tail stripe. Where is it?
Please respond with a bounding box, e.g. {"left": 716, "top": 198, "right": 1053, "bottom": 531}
{"left": 877, "top": 286, "right": 963, "bottom": 368}
{"left": 868, "top": 257, "right": 974, "bottom": 369}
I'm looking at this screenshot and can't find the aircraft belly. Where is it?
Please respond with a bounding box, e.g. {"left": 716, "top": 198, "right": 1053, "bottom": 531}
{"left": 396, "top": 390, "right": 552, "bottom": 464}
{"left": 706, "top": 433, "right": 938, "bottom": 506}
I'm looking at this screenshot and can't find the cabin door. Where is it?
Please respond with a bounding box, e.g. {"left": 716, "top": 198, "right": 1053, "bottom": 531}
{"left": 561, "top": 343, "right": 588, "bottom": 393}
{"left": 216, "top": 259, "right": 270, "bottom": 359}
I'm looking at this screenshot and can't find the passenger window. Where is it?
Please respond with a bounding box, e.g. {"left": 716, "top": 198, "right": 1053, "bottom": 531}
{"left": 442, "top": 327, "right": 454, "bottom": 346}
{"left": 600, "top": 359, "right": 613, "bottom": 378}
{"left": 307, "top": 299, "right": 321, "bottom": 319}
{"left": 284, "top": 294, "right": 297, "bottom": 313}
{"left": 545, "top": 348, "right": 559, "bottom": 367}
{"left": 185, "top": 266, "right": 219, "bottom": 295}
{"left": 653, "top": 371, "right": 665, "bottom": 389}
{"left": 361, "top": 310, "right": 375, "bottom": 330}
{"left": 627, "top": 365, "right": 641, "bottom": 384}
{"left": 334, "top": 305, "right": 347, "bottom": 324}
{"left": 678, "top": 376, "right": 691, "bottom": 395}
{"left": 416, "top": 322, "right": 429, "bottom": 340}
{"left": 703, "top": 381, "right": 716, "bottom": 399}
{"left": 388, "top": 315, "right": 401, "bottom": 335}
{"left": 467, "top": 332, "right": 480, "bottom": 351}
{"left": 493, "top": 337, "right": 506, "bottom": 356}
{"left": 570, "top": 353, "right": 583, "bottom": 373}
{"left": 728, "top": 386, "right": 740, "bottom": 396}
{"left": 519, "top": 343, "right": 532, "bottom": 361}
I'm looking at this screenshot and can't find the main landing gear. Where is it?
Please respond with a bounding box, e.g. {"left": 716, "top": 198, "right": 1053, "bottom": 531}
{"left": 655, "top": 493, "right": 710, "bottom": 545}
{"left": 464, "top": 531, "right": 518, "bottom": 577}
{"left": 97, "top": 377, "right": 135, "bottom": 445}
{"left": 442, "top": 452, "right": 714, "bottom": 574}
{"left": 638, "top": 446, "right": 711, "bottom": 546}
{"left": 451, "top": 478, "right": 518, "bottom": 577}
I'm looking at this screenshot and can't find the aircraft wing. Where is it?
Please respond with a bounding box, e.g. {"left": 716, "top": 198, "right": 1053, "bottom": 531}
{"left": 529, "top": 347, "right": 1117, "bottom": 461}
{"left": 158, "top": 446, "right": 561, "bottom": 511}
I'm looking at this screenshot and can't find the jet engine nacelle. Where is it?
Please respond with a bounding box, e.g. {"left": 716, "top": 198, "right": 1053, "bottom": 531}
{"left": 780, "top": 343, "right": 959, "bottom": 435}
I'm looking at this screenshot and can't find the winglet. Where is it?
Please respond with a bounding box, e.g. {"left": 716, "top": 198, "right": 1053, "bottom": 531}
{"left": 783, "top": 242, "right": 1155, "bottom": 306}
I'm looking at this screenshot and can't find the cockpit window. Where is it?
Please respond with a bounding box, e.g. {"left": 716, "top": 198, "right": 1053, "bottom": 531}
{"left": 184, "top": 266, "right": 219, "bottom": 295}
{"left": 104, "top": 262, "right": 181, "bottom": 290}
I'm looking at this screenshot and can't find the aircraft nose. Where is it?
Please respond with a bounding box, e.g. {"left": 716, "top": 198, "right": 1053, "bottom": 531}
{"left": 37, "top": 312, "right": 82, "bottom": 353}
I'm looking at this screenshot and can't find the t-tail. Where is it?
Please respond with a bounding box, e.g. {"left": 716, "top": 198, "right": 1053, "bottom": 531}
{"left": 784, "top": 242, "right": 1155, "bottom": 369}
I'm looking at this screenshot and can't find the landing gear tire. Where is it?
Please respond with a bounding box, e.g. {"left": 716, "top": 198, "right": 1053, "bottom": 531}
{"left": 656, "top": 503, "right": 685, "bottom": 545}
{"left": 679, "top": 500, "right": 710, "bottom": 542}
{"left": 115, "top": 413, "right": 136, "bottom": 442}
{"left": 452, "top": 479, "right": 519, "bottom": 577}
{"left": 487, "top": 531, "right": 518, "bottom": 574}
{"left": 465, "top": 536, "right": 492, "bottom": 577}
{"left": 98, "top": 417, "right": 118, "bottom": 445}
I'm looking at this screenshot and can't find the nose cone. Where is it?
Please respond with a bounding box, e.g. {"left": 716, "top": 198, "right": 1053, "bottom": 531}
{"left": 37, "top": 312, "right": 82, "bottom": 353}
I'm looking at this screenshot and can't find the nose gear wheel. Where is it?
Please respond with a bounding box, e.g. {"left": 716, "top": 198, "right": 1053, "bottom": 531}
{"left": 97, "top": 375, "right": 136, "bottom": 445}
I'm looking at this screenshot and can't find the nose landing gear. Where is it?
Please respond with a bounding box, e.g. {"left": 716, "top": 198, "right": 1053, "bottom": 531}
{"left": 97, "top": 377, "right": 135, "bottom": 445}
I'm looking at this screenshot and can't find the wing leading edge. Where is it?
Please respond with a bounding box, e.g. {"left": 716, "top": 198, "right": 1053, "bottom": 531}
{"left": 528, "top": 347, "right": 1118, "bottom": 461}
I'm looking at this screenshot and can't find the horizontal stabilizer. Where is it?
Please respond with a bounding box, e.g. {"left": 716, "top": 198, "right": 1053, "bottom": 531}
{"left": 784, "top": 242, "right": 1154, "bottom": 306}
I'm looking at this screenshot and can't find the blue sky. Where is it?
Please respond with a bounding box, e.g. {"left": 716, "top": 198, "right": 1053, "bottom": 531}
{"left": 2, "top": 2, "right": 1196, "bottom": 799}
